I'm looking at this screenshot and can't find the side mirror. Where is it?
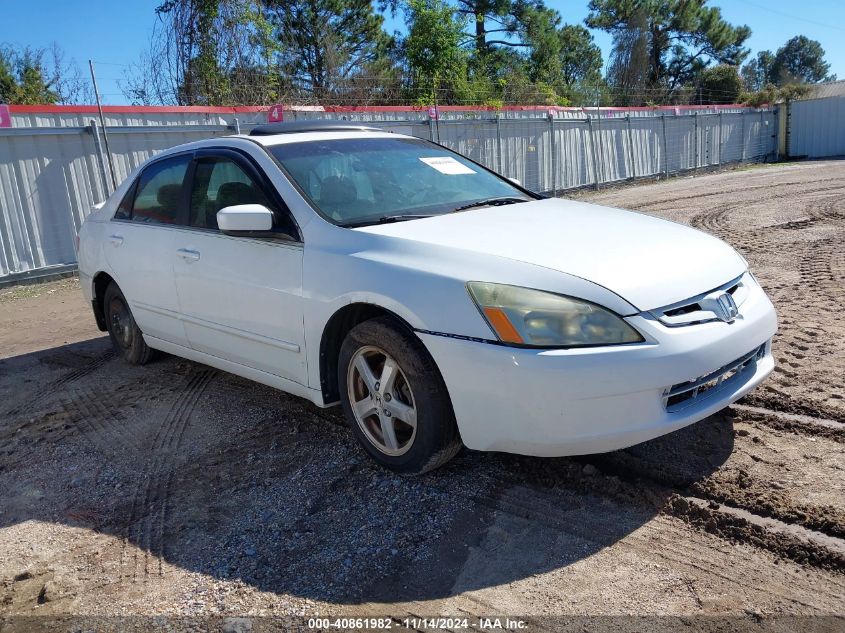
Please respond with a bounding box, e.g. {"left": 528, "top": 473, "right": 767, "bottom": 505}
{"left": 217, "top": 204, "right": 274, "bottom": 236}
{"left": 508, "top": 177, "right": 522, "bottom": 187}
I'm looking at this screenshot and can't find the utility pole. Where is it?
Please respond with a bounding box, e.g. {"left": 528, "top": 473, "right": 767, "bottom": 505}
{"left": 89, "top": 60, "right": 116, "bottom": 191}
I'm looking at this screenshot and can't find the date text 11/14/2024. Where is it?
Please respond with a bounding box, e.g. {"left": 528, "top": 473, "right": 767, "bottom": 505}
{"left": 307, "top": 617, "right": 528, "bottom": 629}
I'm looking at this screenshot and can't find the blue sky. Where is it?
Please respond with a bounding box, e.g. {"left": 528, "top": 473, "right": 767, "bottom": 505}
{"left": 1, "top": 0, "right": 844, "bottom": 104}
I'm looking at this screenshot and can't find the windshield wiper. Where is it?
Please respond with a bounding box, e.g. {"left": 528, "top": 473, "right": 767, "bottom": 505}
{"left": 342, "top": 214, "right": 435, "bottom": 228}
{"left": 452, "top": 196, "right": 529, "bottom": 213}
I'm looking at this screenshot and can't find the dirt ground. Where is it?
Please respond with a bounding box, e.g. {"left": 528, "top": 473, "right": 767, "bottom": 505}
{"left": 0, "top": 160, "right": 843, "bottom": 631}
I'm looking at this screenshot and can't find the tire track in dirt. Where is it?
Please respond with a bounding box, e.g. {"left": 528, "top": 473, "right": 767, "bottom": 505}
{"left": 60, "top": 385, "right": 152, "bottom": 453}
{"left": 0, "top": 381, "right": 157, "bottom": 474}
{"left": 732, "top": 403, "right": 845, "bottom": 441}
{"left": 442, "top": 448, "right": 845, "bottom": 574}
{"left": 744, "top": 190, "right": 845, "bottom": 411}
{"left": 666, "top": 495, "right": 845, "bottom": 572}
{"left": 809, "top": 193, "right": 845, "bottom": 222}
{"left": 560, "top": 445, "right": 845, "bottom": 572}
{"left": 745, "top": 384, "right": 845, "bottom": 425}
{"left": 461, "top": 457, "right": 845, "bottom": 574}
{"left": 0, "top": 348, "right": 116, "bottom": 423}
{"left": 582, "top": 417, "right": 845, "bottom": 539}
{"left": 120, "top": 369, "right": 216, "bottom": 582}
{"left": 628, "top": 177, "right": 845, "bottom": 211}
{"left": 688, "top": 184, "right": 845, "bottom": 242}
{"left": 799, "top": 238, "right": 843, "bottom": 308}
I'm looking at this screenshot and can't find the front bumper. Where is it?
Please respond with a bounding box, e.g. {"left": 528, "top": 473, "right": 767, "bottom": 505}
{"left": 418, "top": 279, "right": 777, "bottom": 456}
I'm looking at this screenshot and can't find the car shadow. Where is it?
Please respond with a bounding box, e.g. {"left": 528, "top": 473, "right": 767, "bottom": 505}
{"left": 0, "top": 338, "right": 734, "bottom": 606}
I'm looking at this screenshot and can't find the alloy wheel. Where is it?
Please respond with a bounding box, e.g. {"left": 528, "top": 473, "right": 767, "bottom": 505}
{"left": 347, "top": 345, "right": 417, "bottom": 456}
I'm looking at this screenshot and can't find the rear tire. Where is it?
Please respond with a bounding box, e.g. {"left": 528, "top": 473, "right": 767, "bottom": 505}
{"left": 339, "top": 316, "right": 461, "bottom": 475}
{"left": 103, "top": 282, "right": 153, "bottom": 366}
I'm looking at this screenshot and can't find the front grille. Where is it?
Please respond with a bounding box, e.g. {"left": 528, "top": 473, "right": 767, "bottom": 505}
{"left": 651, "top": 274, "right": 750, "bottom": 327}
{"left": 663, "top": 343, "right": 767, "bottom": 410}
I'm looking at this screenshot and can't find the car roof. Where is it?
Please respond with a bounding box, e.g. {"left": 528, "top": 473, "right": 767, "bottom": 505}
{"left": 246, "top": 128, "right": 412, "bottom": 147}
{"left": 249, "top": 121, "right": 382, "bottom": 136}
{"left": 136, "top": 123, "right": 416, "bottom": 166}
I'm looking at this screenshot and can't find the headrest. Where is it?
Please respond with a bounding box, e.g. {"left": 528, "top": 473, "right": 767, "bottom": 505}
{"left": 156, "top": 184, "right": 182, "bottom": 208}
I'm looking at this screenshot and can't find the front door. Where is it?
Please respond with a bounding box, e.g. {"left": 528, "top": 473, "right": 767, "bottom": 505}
{"left": 171, "top": 151, "right": 306, "bottom": 384}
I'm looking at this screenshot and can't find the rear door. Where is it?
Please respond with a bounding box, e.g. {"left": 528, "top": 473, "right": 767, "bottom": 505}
{"left": 105, "top": 154, "right": 191, "bottom": 347}
{"left": 172, "top": 149, "right": 307, "bottom": 384}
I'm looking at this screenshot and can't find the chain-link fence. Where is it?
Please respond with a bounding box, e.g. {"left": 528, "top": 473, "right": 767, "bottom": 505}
{"left": 0, "top": 107, "right": 777, "bottom": 282}
{"left": 417, "top": 110, "right": 778, "bottom": 194}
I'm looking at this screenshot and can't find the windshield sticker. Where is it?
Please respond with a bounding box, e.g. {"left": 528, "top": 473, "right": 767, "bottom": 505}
{"left": 419, "top": 156, "right": 477, "bottom": 175}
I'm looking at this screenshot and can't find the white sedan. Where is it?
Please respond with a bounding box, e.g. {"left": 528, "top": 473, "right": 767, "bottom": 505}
{"left": 77, "top": 122, "right": 777, "bottom": 474}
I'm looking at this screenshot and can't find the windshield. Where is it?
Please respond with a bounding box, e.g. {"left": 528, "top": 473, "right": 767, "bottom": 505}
{"left": 268, "top": 137, "right": 533, "bottom": 226}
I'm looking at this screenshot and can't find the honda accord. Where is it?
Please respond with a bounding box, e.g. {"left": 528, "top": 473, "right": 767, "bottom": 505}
{"left": 76, "top": 122, "right": 777, "bottom": 474}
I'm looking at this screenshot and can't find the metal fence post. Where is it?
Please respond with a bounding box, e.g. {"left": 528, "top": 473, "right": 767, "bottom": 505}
{"left": 587, "top": 116, "right": 600, "bottom": 190}
{"left": 783, "top": 101, "right": 792, "bottom": 158}
{"left": 429, "top": 116, "right": 435, "bottom": 141}
{"left": 496, "top": 115, "right": 503, "bottom": 175}
{"left": 760, "top": 109, "right": 765, "bottom": 160}
{"left": 741, "top": 111, "right": 747, "bottom": 161}
{"left": 549, "top": 114, "right": 557, "bottom": 196}
{"left": 693, "top": 111, "right": 699, "bottom": 171}
{"left": 718, "top": 111, "right": 723, "bottom": 166}
{"left": 88, "top": 119, "right": 112, "bottom": 197}
{"left": 625, "top": 115, "right": 635, "bottom": 179}
{"left": 661, "top": 114, "right": 669, "bottom": 177}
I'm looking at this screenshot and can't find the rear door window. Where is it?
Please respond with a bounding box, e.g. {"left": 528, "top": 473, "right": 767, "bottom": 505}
{"left": 130, "top": 156, "right": 191, "bottom": 225}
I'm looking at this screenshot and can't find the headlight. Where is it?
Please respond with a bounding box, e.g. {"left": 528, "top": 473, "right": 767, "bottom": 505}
{"left": 467, "top": 282, "right": 643, "bottom": 348}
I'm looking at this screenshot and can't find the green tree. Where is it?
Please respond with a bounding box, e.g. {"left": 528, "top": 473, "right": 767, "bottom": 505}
{"left": 133, "top": 1, "right": 279, "bottom": 106}
{"left": 741, "top": 82, "right": 812, "bottom": 107}
{"left": 587, "top": 0, "right": 751, "bottom": 102}
{"left": 695, "top": 64, "right": 742, "bottom": 104}
{"left": 0, "top": 45, "right": 59, "bottom": 105}
{"left": 740, "top": 50, "right": 774, "bottom": 91}
{"left": 155, "top": 0, "right": 229, "bottom": 105}
{"left": 403, "top": 0, "right": 468, "bottom": 102}
{"left": 557, "top": 24, "right": 603, "bottom": 93}
{"left": 521, "top": 4, "right": 562, "bottom": 83}
{"left": 268, "top": 0, "right": 389, "bottom": 101}
{"left": 771, "top": 35, "right": 833, "bottom": 85}
{"left": 454, "top": 0, "right": 543, "bottom": 57}
{"left": 0, "top": 49, "right": 16, "bottom": 103}
{"left": 516, "top": 8, "right": 603, "bottom": 104}
{"left": 605, "top": 4, "right": 649, "bottom": 105}
{"left": 740, "top": 36, "right": 833, "bottom": 96}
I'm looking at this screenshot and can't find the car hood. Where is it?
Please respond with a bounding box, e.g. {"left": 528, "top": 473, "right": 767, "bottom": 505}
{"left": 355, "top": 197, "right": 746, "bottom": 311}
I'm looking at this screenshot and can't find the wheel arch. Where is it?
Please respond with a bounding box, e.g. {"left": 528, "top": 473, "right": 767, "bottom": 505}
{"left": 91, "top": 271, "right": 117, "bottom": 332}
{"left": 319, "top": 302, "right": 418, "bottom": 403}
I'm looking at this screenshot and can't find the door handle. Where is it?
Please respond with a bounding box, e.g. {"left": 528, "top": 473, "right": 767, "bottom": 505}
{"left": 176, "top": 248, "right": 200, "bottom": 262}
{"left": 108, "top": 234, "right": 124, "bottom": 246}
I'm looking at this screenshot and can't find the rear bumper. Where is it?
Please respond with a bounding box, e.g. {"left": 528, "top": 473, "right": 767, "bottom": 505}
{"left": 418, "top": 280, "right": 777, "bottom": 456}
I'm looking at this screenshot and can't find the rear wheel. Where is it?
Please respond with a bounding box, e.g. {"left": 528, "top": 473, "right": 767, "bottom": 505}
{"left": 104, "top": 282, "right": 153, "bottom": 365}
{"left": 339, "top": 317, "right": 461, "bottom": 475}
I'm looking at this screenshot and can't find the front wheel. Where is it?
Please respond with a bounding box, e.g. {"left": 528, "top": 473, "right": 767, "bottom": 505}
{"left": 338, "top": 317, "right": 461, "bottom": 475}
{"left": 104, "top": 282, "right": 154, "bottom": 365}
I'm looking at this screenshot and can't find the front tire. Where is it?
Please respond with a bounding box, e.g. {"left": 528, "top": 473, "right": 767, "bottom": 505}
{"left": 338, "top": 317, "right": 461, "bottom": 475}
{"left": 103, "top": 282, "right": 153, "bottom": 366}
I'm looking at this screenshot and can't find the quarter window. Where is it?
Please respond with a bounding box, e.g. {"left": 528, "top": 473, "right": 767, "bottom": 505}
{"left": 113, "top": 183, "right": 135, "bottom": 221}
{"left": 190, "top": 158, "right": 272, "bottom": 230}
{"left": 130, "top": 156, "right": 190, "bottom": 224}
